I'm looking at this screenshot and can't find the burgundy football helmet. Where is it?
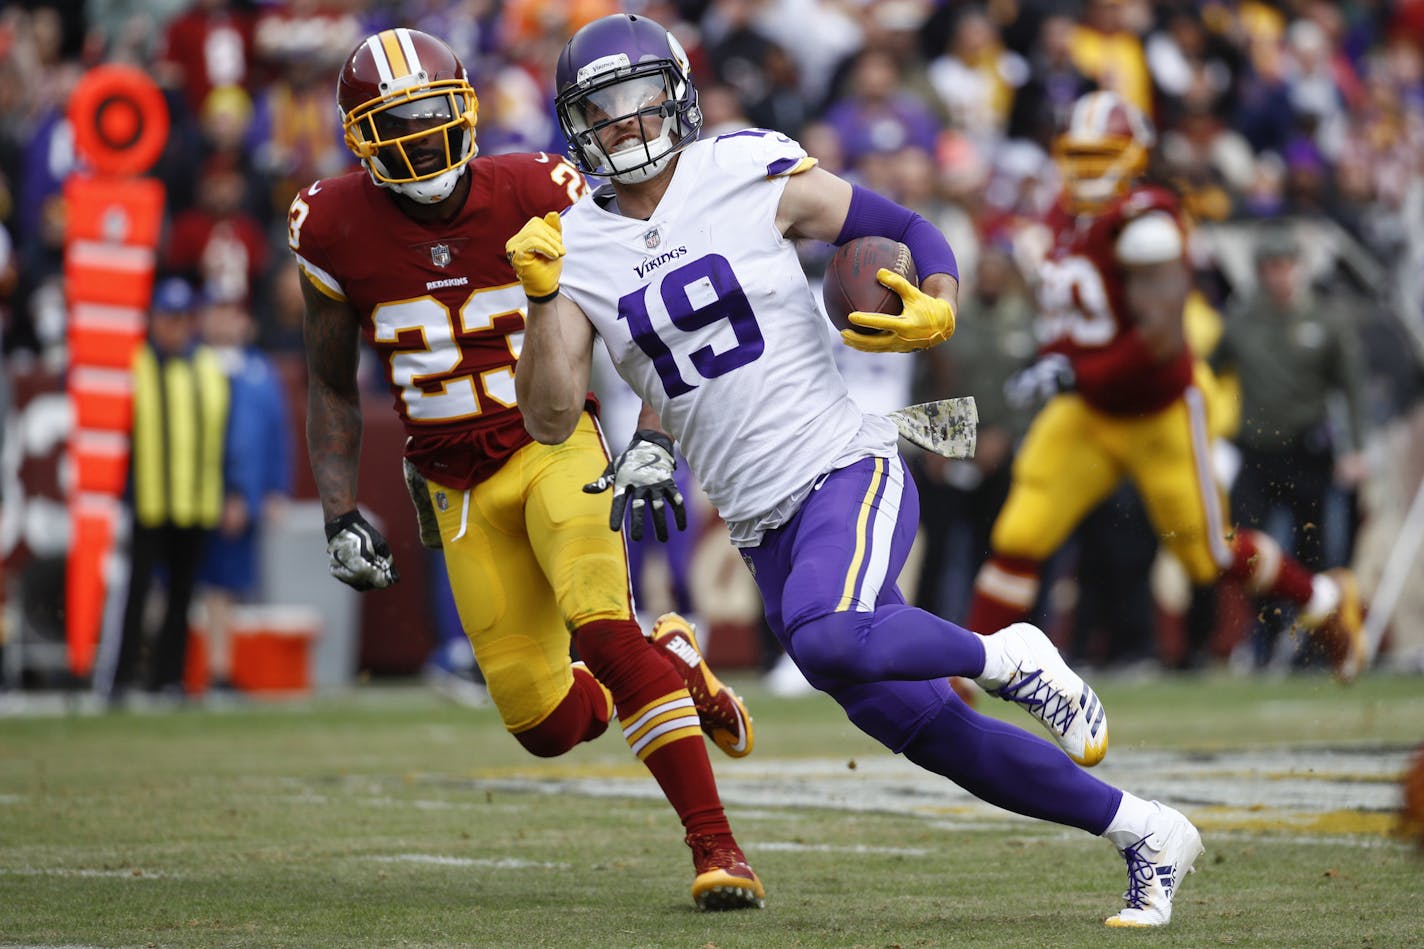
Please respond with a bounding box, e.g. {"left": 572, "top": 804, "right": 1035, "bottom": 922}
{"left": 555, "top": 14, "right": 701, "bottom": 184}
{"left": 1053, "top": 90, "right": 1155, "bottom": 214}
{"left": 337, "top": 28, "right": 479, "bottom": 204}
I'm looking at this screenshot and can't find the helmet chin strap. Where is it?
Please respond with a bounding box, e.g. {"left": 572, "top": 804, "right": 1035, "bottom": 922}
{"left": 606, "top": 130, "right": 677, "bottom": 184}
{"left": 367, "top": 158, "right": 470, "bottom": 204}
{"left": 391, "top": 164, "right": 466, "bottom": 203}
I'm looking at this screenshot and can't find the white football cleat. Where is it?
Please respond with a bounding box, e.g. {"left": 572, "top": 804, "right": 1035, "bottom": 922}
{"left": 974, "top": 623, "right": 1108, "bottom": 766}
{"left": 1105, "top": 803, "right": 1203, "bottom": 928}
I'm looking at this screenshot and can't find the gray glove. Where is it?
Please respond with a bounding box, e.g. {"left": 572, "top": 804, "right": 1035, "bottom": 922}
{"left": 584, "top": 429, "right": 687, "bottom": 542}
{"left": 1004, "top": 353, "right": 1075, "bottom": 411}
{"left": 324, "top": 510, "right": 399, "bottom": 591}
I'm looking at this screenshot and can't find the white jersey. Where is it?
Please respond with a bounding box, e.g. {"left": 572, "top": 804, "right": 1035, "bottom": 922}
{"left": 559, "top": 130, "right": 898, "bottom": 535}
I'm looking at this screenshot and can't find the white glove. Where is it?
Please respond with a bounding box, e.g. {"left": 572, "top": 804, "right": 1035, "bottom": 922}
{"left": 584, "top": 429, "right": 687, "bottom": 542}
{"left": 324, "top": 510, "right": 399, "bottom": 591}
{"left": 1004, "top": 354, "right": 1075, "bottom": 411}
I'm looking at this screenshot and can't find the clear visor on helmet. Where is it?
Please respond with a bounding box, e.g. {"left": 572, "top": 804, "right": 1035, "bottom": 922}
{"left": 344, "top": 81, "right": 477, "bottom": 186}
{"left": 557, "top": 58, "right": 700, "bottom": 182}
{"left": 372, "top": 93, "right": 457, "bottom": 140}
{"left": 573, "top": 74, "right": 668, "bottom": 129}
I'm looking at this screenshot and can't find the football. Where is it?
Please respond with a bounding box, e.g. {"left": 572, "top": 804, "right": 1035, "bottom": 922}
{"left": 822, "top": 236, "right": 917, "bottom": 335}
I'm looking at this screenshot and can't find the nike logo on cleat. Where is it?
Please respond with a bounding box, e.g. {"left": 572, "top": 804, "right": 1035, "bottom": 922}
{"left": 664, "top": 636, "right": 703, "bottom": 667}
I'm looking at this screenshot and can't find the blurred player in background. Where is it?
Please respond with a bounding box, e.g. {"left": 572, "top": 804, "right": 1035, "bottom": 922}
{"left": 511, "top": 13, "right": 1203, "bottom": 927}
{"left": 966, "top": 91, "right": 1368, "bottom": 681}
{"left": 289, "top": 27, "right": 762, "bottom": 911}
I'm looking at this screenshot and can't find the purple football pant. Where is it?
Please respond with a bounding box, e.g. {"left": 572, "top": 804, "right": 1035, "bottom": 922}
{"left": 743, "top": 454, "right": 1119, "bottom": 833}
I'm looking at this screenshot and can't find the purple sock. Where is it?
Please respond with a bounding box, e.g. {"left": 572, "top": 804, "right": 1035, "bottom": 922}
{"left": 902, "top": 697, "right": 1121, "bottom": 833}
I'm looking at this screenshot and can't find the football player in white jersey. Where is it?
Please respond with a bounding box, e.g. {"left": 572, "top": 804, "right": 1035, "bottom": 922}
{"left": 509, "top": 13, "right": 1202, "bottom": 928}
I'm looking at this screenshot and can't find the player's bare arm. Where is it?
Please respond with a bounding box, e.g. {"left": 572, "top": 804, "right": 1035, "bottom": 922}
{"left": 516, "top": 293, "right": 596, "bottom": 444}
{"left": 301, "top": 276, "right": 364, "bottom": 520}
{"left": 635, "top": 401, "right": 669, "bottom": 438}
{"left": 506, "top": 211, "right": 596, "bottom": 444}
{"left": 1122, "top": 258, "right": 1189, "bottom": 364}
{"left": 777, "top": 164, "right": 853, "bottom": 244}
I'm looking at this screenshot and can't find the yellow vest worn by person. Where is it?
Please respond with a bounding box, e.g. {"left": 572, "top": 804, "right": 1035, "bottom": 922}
{"left": 130, "top": 343, "right": 229, "bottom": 528}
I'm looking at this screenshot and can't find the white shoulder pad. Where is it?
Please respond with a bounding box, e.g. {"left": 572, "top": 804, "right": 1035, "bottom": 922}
{"left": 1115, "top": 211, "right": 1183, "bottom": 265}
{"left": 711, "top": 128, "right": 811, "bottom": 179}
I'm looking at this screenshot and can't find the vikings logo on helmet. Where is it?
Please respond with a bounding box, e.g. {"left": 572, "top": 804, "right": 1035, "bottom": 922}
{"left": 1053, "top": 91, "right": 1155, "bottom": 215}
{"left": 554, "top": 14, "right": 703, "bottom": 185}
{"left": 338, "top": 28, "right": 480, "bottom": 205}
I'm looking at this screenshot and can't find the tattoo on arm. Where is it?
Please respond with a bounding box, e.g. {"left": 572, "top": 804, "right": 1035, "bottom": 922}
{"left": 1123, "top": 260, "right": 1189, "bottom": 363}
{"left": 301, "top": 277, "right": 364, "bottom": 520}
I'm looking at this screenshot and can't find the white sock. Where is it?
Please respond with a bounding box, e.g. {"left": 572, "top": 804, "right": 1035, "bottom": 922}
{"left": 1103, "top": 792, "right": 1159, "bottom": 850}
{"left": 1300, "top": 574, "right": 1341, "bottom": 627}
{"left": 976, "top": 628, "right": 1014, "bottom": 685}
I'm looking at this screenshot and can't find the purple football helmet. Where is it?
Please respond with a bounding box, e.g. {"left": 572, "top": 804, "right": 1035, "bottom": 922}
{"left": 555, "top": 14, "right": 701, "bottom": 184}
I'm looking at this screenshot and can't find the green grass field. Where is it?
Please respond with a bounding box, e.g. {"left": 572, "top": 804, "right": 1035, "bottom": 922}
{"left": 3, "top": 671, "right": 1422, "bottom": 948}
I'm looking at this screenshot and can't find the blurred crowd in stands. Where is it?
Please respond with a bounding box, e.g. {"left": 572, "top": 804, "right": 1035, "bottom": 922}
{"left": 1, "top": 0, "right": 1422, "bottom": 686}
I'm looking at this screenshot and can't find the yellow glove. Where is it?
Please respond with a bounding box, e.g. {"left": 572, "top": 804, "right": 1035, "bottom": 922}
{"left": 841, "top": 269, "right": 956, "bottom": 354}
{"left": 505, "top": 211, "right": 565, "bottom": 302}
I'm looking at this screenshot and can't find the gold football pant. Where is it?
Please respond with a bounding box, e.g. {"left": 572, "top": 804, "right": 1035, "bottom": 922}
{"left": 989, "top": 377, "right": 1232, "bottom": 586}
{"left": 423, "top": 412, "right": 632, "bottom": 733}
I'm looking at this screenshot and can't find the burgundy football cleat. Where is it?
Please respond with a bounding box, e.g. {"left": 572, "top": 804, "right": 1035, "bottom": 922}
{"left": 650, "top": 613, "right": 755, "bottom": 758}
{"left": 685, "top": 833, "right": 765, "bottom": 911}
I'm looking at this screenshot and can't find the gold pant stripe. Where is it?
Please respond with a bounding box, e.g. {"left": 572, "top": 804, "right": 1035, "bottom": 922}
{"left": 836, "top": 457, "right": 886, "bottom": 612}
{"left": 1184, "top": 384, "right": 1231, "bottom": 570}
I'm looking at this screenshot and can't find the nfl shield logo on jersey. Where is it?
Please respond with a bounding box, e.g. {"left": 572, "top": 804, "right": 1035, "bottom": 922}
{"left": 643, "top": 228, "right": 661, "bottom": 250}
{"left": 430, "top": 243, "right": 451, "bottom": 268}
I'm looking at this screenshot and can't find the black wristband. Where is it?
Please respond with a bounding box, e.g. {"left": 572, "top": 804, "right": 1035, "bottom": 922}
{"left": 632, "top": 429, "right": 675, "bottom": 454}
{"left": 526, "top": 288, "right": 560, "bottom": 305}
{"left": 324, "top": 509, "right": 365, "bottom": 542}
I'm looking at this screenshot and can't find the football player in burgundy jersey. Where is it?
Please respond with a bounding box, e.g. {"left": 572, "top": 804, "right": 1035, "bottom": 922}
{"left": 289, "top": 27, "right": 764, "bottom": 910}
{"left": 965, "top": 91, "right": 1367, "bottom": 682}
{"left": 510, "top": 14, "right": 1208, "bottom": 927}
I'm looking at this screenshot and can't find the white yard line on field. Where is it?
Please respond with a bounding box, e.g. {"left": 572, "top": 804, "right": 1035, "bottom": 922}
{"left": 417, "top": 744, "right": 1412, "bottom": 840}
{"left": 366, "top": 854, "right": 570, "bottom": 869}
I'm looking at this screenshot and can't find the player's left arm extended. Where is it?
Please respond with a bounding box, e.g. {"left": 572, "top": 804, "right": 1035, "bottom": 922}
{"left": 508, "top": 212, "right": 596, "bottom": 445}
{"left": 778, "top": 166, "right": 958, "bottom": 353}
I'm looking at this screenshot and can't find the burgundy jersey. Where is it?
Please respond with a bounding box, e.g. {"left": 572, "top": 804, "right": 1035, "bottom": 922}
{"left": 1037, "top": 185, "right": 1194, "bottom": 416}
{"left": 289, "top": 152, "right": 589, "bottom": 489}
